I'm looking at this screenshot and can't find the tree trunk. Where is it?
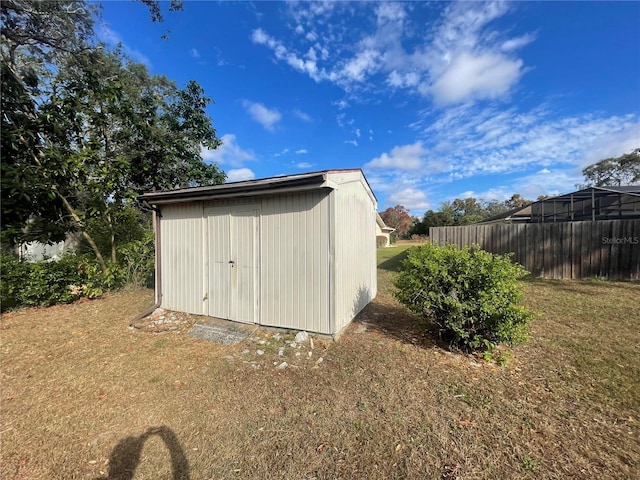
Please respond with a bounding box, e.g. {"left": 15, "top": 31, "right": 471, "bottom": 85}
{"left": 80, "top": 230, "right": 107, "bottom": 271}
{"left": 26, "top": 147, "right": 108, "bottom": 272}
{"left": 55, "top": 190, "right": 107, "bottom": 272}
{"left": 107, "top": 212, "right": 117, "bottom": 264}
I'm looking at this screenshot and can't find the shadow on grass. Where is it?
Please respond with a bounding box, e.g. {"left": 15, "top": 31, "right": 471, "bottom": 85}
{"left": 96, "top": 426, "right": 189, "bottom": 480}
{"left": 377, "top": 248, "right": 411, "bottom": 272}
{"left": 353, "top": 299, "right": 446, "bottom": 350}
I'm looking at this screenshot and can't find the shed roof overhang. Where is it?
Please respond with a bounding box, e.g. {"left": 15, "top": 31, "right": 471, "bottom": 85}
{"left": 141, "top": 171, "right": 335, "bottom": 205}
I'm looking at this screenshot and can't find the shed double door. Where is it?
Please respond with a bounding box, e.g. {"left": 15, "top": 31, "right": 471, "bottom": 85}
{"left": 206, "top": 207, "right": 259, "bottom": 324}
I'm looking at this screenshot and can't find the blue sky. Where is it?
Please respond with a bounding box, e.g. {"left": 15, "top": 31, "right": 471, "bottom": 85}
{"left": 99, "top": 1, "right": 640, "bottom": 215}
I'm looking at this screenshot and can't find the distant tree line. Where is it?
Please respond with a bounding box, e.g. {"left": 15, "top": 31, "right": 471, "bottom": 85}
{"left": 408, "top": 194, "right": 534, "bottom": 236}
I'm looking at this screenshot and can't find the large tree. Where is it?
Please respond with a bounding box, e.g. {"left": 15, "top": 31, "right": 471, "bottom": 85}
{"left": 581, "top": 148, "right": 640, "bottom": 187}
{"left": 1, "top": 0, "right": 225, "bottom": 268}
{"left": 504, "top": 194, "right": 532, "bottom": 210}
{"left": 1, "top": 0, "right": 97, "bottom": 245}
{"left": 37, "top": 49, "right": 223, "bottom": 267}
{"left": 380, "top": 205, "right": 413, "bottom": 239}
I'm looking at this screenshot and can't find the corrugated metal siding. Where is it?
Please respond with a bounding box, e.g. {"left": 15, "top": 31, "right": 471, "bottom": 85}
{"left": 158, "top": 182, "right": 374, "bottom": 336}
{"left": 160, "top": 203, "right": 205, "bottom": 314}
{"left": 260, "top": 191, "right": 331, "bottom": 334}
{"left": 206, "top": 212, "right": 230, "bottom": 319}
{"left": 203, "top": 197, "right": 261, "bottom": 209}
{"left": 205, "top": 205, "right": 260, "bottom": 323}
{"left": 331, "top": 174, "right": 377, "bottom": 333}
{"left": 228, "top": 209, "right": 259, "bottom": 323}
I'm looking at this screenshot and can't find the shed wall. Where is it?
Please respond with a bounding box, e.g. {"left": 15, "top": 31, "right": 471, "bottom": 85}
{"left": 332, "top": 176, "right": 378, "bottom": 333}
{"left": 160, "top": 202, "right": 205, "bottom": 314}
{"left": 260, "top": 191, "right": 331, "bottom": 334}
{"left": 158, "top": 176, "right": 375, "bottom": 336}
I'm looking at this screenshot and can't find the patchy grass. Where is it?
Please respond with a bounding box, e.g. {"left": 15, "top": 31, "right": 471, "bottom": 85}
{"left": 1, "top": 250, "right": 639, "bottom": 479}
{"left": 377, "top": 244, "right": 415, "bottom": 272}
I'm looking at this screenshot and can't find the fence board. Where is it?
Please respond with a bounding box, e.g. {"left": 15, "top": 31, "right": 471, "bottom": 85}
{"left": 572, "top": 223, "right": 581, "bottom": 279}
{"left": 533, "top": 224, "right": 544, "bottom": 277}
{"left": 600, "top": 221, "right": 612, "bottom": 278}
{"left": 430, "top": 219, "right": 640, "bottom": 280}
{"left": 631, "top": 221, "right": 640, "bottom": 280}
{"left": 579, "top": 222, "right": 594, "bottom": 278}
{"left": 609, "top": 221, "right": 621, "bottom": 279}
{"left": 562, "top": 223, "right": 572, "bottom": 279}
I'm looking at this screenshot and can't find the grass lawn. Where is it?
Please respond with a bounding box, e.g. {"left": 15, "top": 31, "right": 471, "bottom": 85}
{"left": 1, "top": 245, "right": 639, "bottom": 479}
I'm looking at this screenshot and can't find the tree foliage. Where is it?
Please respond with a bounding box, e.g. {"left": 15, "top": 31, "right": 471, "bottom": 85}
{"left": 581, "top": 148, "right": 640, "bottom": 187}
{"left": 380, "top": 205, "right": 413, "bottom": 239}
{"left": 409, "top": 194, "right": 533, "bottom": 236}
{"left": 1, "top": 0, "right": 225, "bottom": 271}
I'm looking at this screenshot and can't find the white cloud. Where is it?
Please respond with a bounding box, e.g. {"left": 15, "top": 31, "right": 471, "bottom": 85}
{"left": 344, "top": 140, "right": 358, "bottom": 147}
{"left": 190, "top": 48, "right": 200, "bottom": 59}
{"left": 242, "top": 100, "right": 282, "bottom": 131}
{"left": 295, "top": 149, "right": 308, "bottom": 154}
{"left": 501, "top": 33, "right": 537, "bottom": 52}
{"left": 376, "top": 2, "right": 407, "bottom": 25}
{"left": 226, "top": 168, "right": 256, "bottom": 183}
{"left": 365, "top": 142, "right": 427, "bottom": 170}
{"left": 200, "top": 133, "right": 255, "bottom": 168}
{"left": 252, "top": 2, "right": 534, "bottom": 105}
{"left": 296, "top": 162, "right": 313, "bottom": 169}
{"left": 387, "top": 70, "right": 420, "bottom": 88}
{"left": 341, "top": 49, "right": 381, "bottom": 82}
{"left": 414, "top": 1, "right": 530, "bottom": 104}
{"left": 274, "top": 148, "right": 289, "bottom": 157}
{"left": 414, "top": 104, "right": 640, "bottom": 179}
{"left": 429, "top": 51, "right": 523, "bottom": 105}
{"left": 499, "top": 169, "right": 583, "bottom": 201}
{"left": 251, "top": 28, "right": 323, "bottom": 81}
{"left": 388, "top": 188, "right": 430, "bottom": 212}
{"left": 293, "top": 109, "right": 313, "bottom": 122}
{"left": 334, "top": 99, "right": 349, "bottom": 110}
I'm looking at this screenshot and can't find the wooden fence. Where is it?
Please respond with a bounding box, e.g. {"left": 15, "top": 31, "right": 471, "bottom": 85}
{"left": 430, "top": 220, "right": 640, "bottom": 280}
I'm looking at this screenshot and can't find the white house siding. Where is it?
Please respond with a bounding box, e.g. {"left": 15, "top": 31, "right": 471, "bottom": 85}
{"left": 160, "top": 203, "right": 204, "bottom": 314}
{"left": 260, "top": 191, "right": 332, "bottom": 334}
{"left": 331, "top": 173, "right": 378, "bottom": 333}
{"left": 18, "top": 240, "right": 66, "bottom": 262}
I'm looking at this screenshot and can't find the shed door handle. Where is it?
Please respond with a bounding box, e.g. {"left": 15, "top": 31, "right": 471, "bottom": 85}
{"left": 229, "top": 260, "right": 235, "bottom": 265}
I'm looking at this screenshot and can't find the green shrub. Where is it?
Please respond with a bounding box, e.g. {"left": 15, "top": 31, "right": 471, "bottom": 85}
{"left": 1, "top": 253, "right": 30, "bottom": 309}
{"left": 0, "top": 253, "right": 111, "bottom": 310}
{"left": 0, "top": 232, "right": 156, "bottom": 311}
{"left": 117, "top": 231, "right": 155, "bottom": 288}
{"left": 395, "top": 243, "right": 533, "bottom": 351}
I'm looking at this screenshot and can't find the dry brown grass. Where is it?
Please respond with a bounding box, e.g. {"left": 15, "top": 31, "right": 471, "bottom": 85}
{"left": 1, "top": 249, "right": 639, "bottom": 479}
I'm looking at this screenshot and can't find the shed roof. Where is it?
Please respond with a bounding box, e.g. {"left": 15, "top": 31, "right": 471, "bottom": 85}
{"left": 141, "top": 169, "right": 376, "bottom": 205}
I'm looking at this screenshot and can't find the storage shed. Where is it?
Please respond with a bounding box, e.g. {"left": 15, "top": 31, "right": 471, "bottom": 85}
{"left": 141, "top": 169, "right": 378, "bottom": 337}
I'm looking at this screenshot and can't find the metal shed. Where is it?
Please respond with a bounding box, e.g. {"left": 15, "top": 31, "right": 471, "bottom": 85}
{"left": 140, "top": 169, "right": 378, "bottom": 337}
